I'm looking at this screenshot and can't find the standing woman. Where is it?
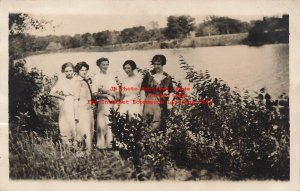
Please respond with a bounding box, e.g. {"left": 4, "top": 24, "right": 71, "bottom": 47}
{"left": 142, "top": 55, "right": 174, "bottom": 131}
{"left": 92, "top": 57, "right": 118, "bottom": 149}
{"left": 49, "top": 62, "right": 80, "bottom": 146}
{"left": 119, "top": 60, "right": 145, "bottom": 117}
{"left": 74, "top": 62, "right": 94, "bottom": 153}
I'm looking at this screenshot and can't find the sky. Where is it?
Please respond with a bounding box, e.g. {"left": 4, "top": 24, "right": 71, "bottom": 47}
{"left": 5, "top": 0, "right": 289, "bottom": 36}
{"left": 27, "top": 14, "right": 274, "bottom": 36}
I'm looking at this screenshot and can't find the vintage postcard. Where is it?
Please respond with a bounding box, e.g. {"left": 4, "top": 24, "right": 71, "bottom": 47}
{"left": 0, "top": 0, "right": 299, "bottom": 190}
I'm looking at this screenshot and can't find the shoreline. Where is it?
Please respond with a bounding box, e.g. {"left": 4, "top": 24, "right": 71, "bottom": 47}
{"left": 24, "top": 33, "right": 286, "bottom": 57}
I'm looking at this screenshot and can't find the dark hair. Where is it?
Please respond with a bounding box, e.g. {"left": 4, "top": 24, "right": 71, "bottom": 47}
{"left": 75, "top": 61, "right": 89, "bottom": 73}
{"left": 61, "top": 62, "right": 74, "bottom": 73}
{"left": 151, "top": 54, "right": 166, "bottom": 65}
{"left": 96, "top": 57, "right": 109, "bottom": 67}
{"left": 123, "top": 60, "right": 137, "bottom": 70}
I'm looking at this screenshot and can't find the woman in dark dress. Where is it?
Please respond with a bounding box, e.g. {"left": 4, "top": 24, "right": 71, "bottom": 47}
{"left": 141, "top": 54, "right": 174, "bottom": 131}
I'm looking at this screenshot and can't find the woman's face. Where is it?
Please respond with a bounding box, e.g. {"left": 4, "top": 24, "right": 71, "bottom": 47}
{"left": 64, "top": 66, "right": 74, "bottom": 79}
{"left": 123, "top": 64, "right": 134, "bottom": 76}
{"left": 153, "top": 61, "right": 163, "bottom": 72}
{"left": 99, "top": 60, "right": 109, "bottom": 73}
{"left": 78, "top": 66, "right": 88, "bottom": 78}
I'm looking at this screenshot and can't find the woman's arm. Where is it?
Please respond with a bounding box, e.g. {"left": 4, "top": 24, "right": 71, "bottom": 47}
{"left": 73, "top": 78, "right": 81, "bottom": 121}
{"left": 49, "top": 93, "right": 65, "bottom": 100}
{"left": 49, "top": 80, "right": 65, "bottom": 100}
{"left": 138, "top": 79, "right": 146, "bottom": 113}
{"left": 167, "top": 76, "right": 174, "bottom": 109}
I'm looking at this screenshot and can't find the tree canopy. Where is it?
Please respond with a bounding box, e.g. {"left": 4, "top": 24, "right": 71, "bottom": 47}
{"left": 120, "top": 26, "right": 151, "bottom": 43}
{"left": 196, "top": 16, "right": 250, "bottom": 36}
{"left": 165, "top": 15, "right": 196, "bottom": 39}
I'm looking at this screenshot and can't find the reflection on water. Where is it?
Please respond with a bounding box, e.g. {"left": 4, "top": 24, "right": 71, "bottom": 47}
{"left": 25, "top": 44, "right": 288, "bottom": 98}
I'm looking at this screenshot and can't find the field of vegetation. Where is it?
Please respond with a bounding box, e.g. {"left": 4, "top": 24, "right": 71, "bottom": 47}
{"left": 9, "top": 56, "right": 289, "bottom": 180}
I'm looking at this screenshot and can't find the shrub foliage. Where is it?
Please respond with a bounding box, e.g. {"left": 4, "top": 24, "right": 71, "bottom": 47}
{"left": 9, "top": 56, "right": 289, "bottom": 180}
{"left": 108, "top": 56, "right": 289, "bottom": 180}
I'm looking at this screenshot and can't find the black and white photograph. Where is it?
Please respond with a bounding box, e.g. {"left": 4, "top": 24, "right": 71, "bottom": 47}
{"left": 1, "top": 0, "right": 300, "bottom": 191}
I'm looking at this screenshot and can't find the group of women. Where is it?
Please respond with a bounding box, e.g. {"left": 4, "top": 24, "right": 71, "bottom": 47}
{"left": 49, "top": 54, "right": 174, "bottom": 153}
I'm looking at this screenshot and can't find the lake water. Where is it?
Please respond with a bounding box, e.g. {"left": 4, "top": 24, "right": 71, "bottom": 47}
{"left": 25, "top": 44, "right": 289, "bottom": 98}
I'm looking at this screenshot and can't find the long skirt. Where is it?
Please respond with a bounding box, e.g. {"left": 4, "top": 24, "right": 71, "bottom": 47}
{"left": 59, "top": 96, "right": 76, "bottom": 145}
{"left": 143, "top": 96, "right": 163, "bottom": 130}
{"left": 118, "top": 94, "right": 143, "bottom": 117}
{"left": 96, "top": 98, "right": 114, "bottom": 149}
{"left": 76, "top": 106, "right": 94, "bottom": 152}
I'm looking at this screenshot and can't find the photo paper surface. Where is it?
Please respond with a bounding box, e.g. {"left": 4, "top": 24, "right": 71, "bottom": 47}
{"left": 0, "top": 0, "right": 299, "bottom": 191}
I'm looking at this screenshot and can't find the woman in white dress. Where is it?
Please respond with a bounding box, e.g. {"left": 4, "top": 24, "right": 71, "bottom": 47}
{"left": 49, "top": 62, "right": 80, "bottom": 146}
{"left": 118, "top": 60, "right": 145, "bottom": 117}
{"left": 92, "top": 57, "right": 119, "bottom": 149}
{"left": 74, "top": 61, "right": 94, "bottom": 153}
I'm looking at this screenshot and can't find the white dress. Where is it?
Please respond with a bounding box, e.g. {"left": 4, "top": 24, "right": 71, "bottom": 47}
{"left": 76, "top": 77, "right": 94, "bottom": 152}
{"left": 50, "top": 76, "right": 80, "bottom": 145}
{"left": 92, "top": 73, "right": 118, "bottom": 149}
{"left": 118, "top": 75, "right": 143, "bottom": 117}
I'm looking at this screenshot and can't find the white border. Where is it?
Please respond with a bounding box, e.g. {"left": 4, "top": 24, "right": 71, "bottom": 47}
{"left": 0, "top": 0, "right": 299, "bottom": 190}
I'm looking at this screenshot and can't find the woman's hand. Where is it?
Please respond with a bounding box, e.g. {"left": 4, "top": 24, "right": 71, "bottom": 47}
{"left": 167, "top": 103, "right": 173, "bottom": 110}
{"left": 63, "top": 93, "right": 79, "bottom": 101}
{"left": 106, "top": 95, "right": 115, "bottom": 101}
{"left": 49, "top": 92, "right": 65, "bottom": 101}
{"left": 64, "top": 93, "right": 74, "bottom": 96}
{"left": 140, "top": 103, "right": 144, "bottom": 114}
{"left": 92, "top": 92, "right": 102, "bottom": 99}
{"left": 114, "top": 104, "right": 120, "bottom": 111}
{"left": 168, "top": 93, "right": 174, "bottom": 110}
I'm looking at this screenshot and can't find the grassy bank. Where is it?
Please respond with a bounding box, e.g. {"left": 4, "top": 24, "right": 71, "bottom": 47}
{"left": 9, "top": 129, "right": 135, "bottom": 180}
{"left": 9, "top": 128, "right": 220, "bottom": 180}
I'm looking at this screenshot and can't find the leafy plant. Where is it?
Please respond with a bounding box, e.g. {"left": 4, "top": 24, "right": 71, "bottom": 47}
{"left": 169, "top": 55, "right": 290, "bottom": 179}
{"left": 109, "top": 111, "right": 174, "bottom": 180}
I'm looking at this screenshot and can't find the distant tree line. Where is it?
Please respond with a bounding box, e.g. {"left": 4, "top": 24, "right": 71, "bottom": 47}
{"left": 10, "top": 14, "right": 289, "bottom": 53}
{"left": 245, "top": 15, "right": 289, "bottom": 45}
